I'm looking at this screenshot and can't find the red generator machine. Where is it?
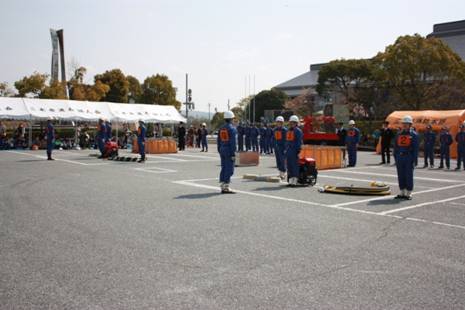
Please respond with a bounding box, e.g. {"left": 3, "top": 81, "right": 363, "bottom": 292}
{"left": 297, "top": 157, "right": 318, "bottom": 186}
{"left": 103, "top": 141, "right": 119, "bottom": 159}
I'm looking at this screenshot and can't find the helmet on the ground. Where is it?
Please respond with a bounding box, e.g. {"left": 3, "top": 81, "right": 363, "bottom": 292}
{"left": 275, "top": 116, "right": 284, "bottom": 122}
{"left": 401, "top": 115, "right": 413, "bottom": 124}
{"left": 289, "top": 115, "right": 299, "bottom": 123}
{"left": 224, "top": 111, "right": 235, "bottom": 119}
{"left": 348, "top": 120, "right": 355, "bottom": 125}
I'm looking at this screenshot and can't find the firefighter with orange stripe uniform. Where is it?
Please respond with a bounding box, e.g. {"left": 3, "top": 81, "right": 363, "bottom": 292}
{"left": 394, "top": 115, "right": 419, "bottom": 200}
{"left": 217, "top": 111, "right": 237, "bottom": 193}
{"left": 285, "top": 115, "right": 303, "bottom": 187}
{"left": 273, "top": 116, "right": 288, "bottom": 180}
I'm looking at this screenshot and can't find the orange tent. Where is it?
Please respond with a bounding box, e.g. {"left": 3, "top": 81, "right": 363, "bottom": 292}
{"left": 385, "top": 110, "right": 465, "bottom": 159}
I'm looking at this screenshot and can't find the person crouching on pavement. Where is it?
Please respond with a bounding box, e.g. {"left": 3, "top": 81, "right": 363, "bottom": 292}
{"left": 137, "top": 120, "right": 146, "bottom": 163}
{"left": 394, "top": 115, "right": 418, "bottom": 200}
{"left": 274, "top": 116, "right": 288, "bottom": 181}
{"left": 285, "top": 115, "right": 303, "bottom": 187}
{"left": 217, "top": 111, "right": 237, "bottom": 194}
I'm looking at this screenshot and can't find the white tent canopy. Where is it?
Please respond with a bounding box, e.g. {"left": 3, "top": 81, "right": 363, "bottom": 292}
{"left": 0, "top": 97, "right": 186, "bottom": 123}
{"left": 0, "top": 97, "right": 31, "bottom": 120}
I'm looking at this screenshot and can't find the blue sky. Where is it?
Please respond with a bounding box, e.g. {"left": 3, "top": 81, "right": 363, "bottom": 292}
{"left": 1, "top": 0, "right": 465, "bottom": 111}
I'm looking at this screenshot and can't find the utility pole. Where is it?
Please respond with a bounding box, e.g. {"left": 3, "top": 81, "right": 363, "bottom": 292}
{"left": 185, "top": 73, "right": 188, "bottom": 119}
{"left": 208, "top": 103, "right": 211, "bottom": 122}
{"left": 227, "top": 99, "right": 230, "bottom": 111}
{"left": 253, "top": 75, "right": 256, "bottom": 123}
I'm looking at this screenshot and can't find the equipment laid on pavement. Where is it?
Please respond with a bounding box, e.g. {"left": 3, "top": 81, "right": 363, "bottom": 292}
{"left": 243, "top": 174, "right": 281, "bottom": 183}
{"left": 103, "top": 141, "right": 118, "bottom": 159}
{"left": 319, "top": 182, "right": 391, "bottom": 195}
{"left": 107, "top": 155, "right": 138, "bottom": 162}
{"left": 295, "top": 157, "right": 318, "bottom": 186}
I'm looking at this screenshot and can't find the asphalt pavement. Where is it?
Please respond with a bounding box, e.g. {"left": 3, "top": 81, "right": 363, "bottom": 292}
{"left": 1, "top": 147, "right": 465, "bottom": 309}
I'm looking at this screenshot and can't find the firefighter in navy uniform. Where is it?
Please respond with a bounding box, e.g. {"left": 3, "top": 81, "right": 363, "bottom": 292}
{"left": 285, "top": 115, "right": 303, "bottom": 187}
{"left": 217, "top": 111, "right": 237, "bottom": 194}
{"left": 273, "top": 116, "right": 288, "bottom": 180}
{"left": 97, "top": 118, "right": 106, "bottom": 158}
{"left": 438, "top": 126, "right": 453, "bottom": 170}
{"left": 45, "top": 118, "right": 55, "bottom": 160}
{"left": 394, "top": 115, "right": 419, "bottom": 200}
{"left": 137, "top": 120, "right": 147, "bottom": 163}
{"left": 237, "top": 122, "right": 244, "bottom": 152}
{"left": 423, "top": 124, "right": 436, "bottom": 169}
{"left": 455, "top": 122, "right": 465, "bottom": 171}
{"left": 380, "top": 121, "right": 394, "bottom": 165}
{"left": 244, "top": 123, "right": 251, "bottom": 151}
{"left": 345, "top": 120, "right": 360, "bottom": 167}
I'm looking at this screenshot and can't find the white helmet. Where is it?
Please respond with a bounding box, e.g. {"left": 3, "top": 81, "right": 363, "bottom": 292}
{"left": 289, "top": 115, "right": 299, "bottom": 123}
{"left": 348, "top": 120, "right": 355, "bottom": 125}
{"left": 275, "top": 116, "right": 284, "bottom": 122}
{"left": 202, "top": 123, "right": 206, "bottom": 126}
{"left": 402, "top": 115, "right": 413, "bottom": 124}
{"left": 224, "top": 111, "right": 235, "bottom": 119}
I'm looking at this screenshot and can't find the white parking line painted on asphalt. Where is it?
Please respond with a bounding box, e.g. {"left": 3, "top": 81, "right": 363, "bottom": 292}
{"left": 144, "top": 154, "right": 187, "bottom": 161}
{"left": 143, "top": 159, "right": 219, "bottom": 164}
{"left": 134, "top": 167, "right": 177, "bottom": 174}
{"left": 173, "top": 179, "right": 465, "bottom": 231}
{"left": 7, "top": 150, "right": 108, "bottom": 166}
{"left": 326, "top": 170, "right": 461, "bottom": 183}
{"left": 333, "top": 183, "right": 465, "bottom": 207}
{"left": 363, "top": 165, "right": 465, "bottom": 177}
{"left": 380, "top": 194, "right": 465, "bottom": 215}
{"left": 173, "top": 180, "right": 382, "bottom": 214}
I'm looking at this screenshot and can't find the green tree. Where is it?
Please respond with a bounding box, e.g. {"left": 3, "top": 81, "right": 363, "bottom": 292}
{"left": 375, "top": 34, "right": 465, "bottom": 110}
{"left": 94, "top": 69, "right": 129, "bottom": 103}
{"left": 141, "top": 74, "right": 181, "bottom": 109}
{"left": 244, "top": 89, "right": 287, "bottom": 122}
{"left": 231, "top": 106, "right": 244, "bottom": 122}
{"left": 210, "top": 112, "right": 224, "bottom": 130}
{"left": 40, "top": 81, "right": 68, "bottom": 99}
{"left": 127, "top": 75, "right": 142, "bottom": 102}
{"left": 316, "top": 59, "right": 374, "bottom": 107}
{"left": 70, "top": 80, "right": 110, "bottom": 102}
{"left": 285, "top": 89, "right": 316, "bottom": 116}
{"left": 14, "top": 72, "right": 48, "bottom": 97}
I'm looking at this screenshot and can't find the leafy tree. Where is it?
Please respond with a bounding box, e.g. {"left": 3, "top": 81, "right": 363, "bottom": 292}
{"left": 285, "top": 89, "right": 316, "bottom": 116}
{"left": 375, "top": 34, "right": 465, "bottom": 110}
{"left": 70, "top": 80, "right": 110, "bottom": 101}
{"left": 40, "top": 81, "right": 67, "bottom": 99}
{"left": 210, "top": 112, "right": 224, "bottom": 130}
{"left": 73, "top": 66, "right": 87, "bottom": 84}
{"left": 316, "top": 59, "right": 374, "bottom": 108}
{"left": 0, "top": 82, "right": 14, "bottom": 97}
{"left": 127, "top": 75, "right": 142, "bottom": 102}
{"left": 244, "top": 89, "right": 287, "bottom": 122}
{"left": 14, "top": 72, "right": 48, "bottom": 97}
{"left": 231, "top": 106, "right": 244, "bottom": 121}
{"left": 141, "top": 74, "right": 181, "bottom": 109}
{"left": 94, "top": 69, "right": 129, "bottom": 103}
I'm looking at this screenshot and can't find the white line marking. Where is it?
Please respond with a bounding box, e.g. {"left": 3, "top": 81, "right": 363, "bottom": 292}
{"left": 326, "top": 170, "right": 461, "bottom": 183}
{"left": 363, "top": 165, "right": 465, "bottom": 177}
{"left": 173, "top": 179, "right": 465, "bottom": 231}
{"left": 144, "top": 159, "right": 219, "bottom": 164}
{"left": 333, "top": 183, "right": 465, "bottom": 207}
{"left": 134, "top": 167, "right": 177, "bottom": 174}
{"left": 168, "top": 153, "right": 218, "bottom": 159}
{"left": 144, "top": 154, "right": 187, "bottom": 161}
{"left": 7, "top": 151, "right": 108, "bottom": 166}
{"left": 380, "top": 194, "right": 465, "bottom": 215}
{"left": 173, "top": 180, "right": 381, "bottom": 215}
{"left": 450, "top": 202, "right": 465, "bottom": 207}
